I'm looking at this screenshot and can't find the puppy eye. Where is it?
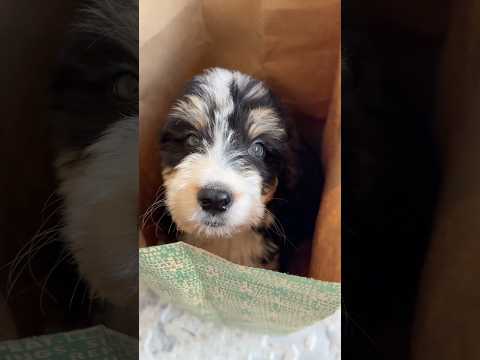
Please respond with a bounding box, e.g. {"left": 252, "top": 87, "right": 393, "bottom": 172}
{"left": 186, "top": 134, "right": 201, "bottom": 147}
{"left": 113, "top": 72, "right": 138, "bottom": 100}
{"left": 248, "top": 142, "right": 265, "bottom": 159}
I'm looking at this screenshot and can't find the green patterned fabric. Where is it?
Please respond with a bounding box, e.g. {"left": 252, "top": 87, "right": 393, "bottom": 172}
{"left": 0, "top": 326, "right": 137, "bottom": 360}
{"left": 140, "top": 242, "right": 341, "bottom": 334}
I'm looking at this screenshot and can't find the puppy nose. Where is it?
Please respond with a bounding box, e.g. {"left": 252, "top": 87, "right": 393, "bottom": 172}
{"left": 197, "top": 187, "right": 232, "bottom": 214}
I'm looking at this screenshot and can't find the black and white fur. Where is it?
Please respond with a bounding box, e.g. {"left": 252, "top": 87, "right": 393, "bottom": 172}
{"left": 49, "top": 0, "right": 138, "bottom": 334}
{"left": 158, "top": 68, "right": 321, "bottom": 271}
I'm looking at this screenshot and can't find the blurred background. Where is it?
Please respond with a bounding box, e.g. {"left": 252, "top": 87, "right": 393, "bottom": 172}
{"left": 0, "top": 0, "right": 89, "bottom": 339}
{"left": 344, "top": 0, "right": 480, "bottom": 359}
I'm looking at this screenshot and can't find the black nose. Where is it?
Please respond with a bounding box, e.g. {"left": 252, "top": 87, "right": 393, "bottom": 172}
{"left": 197, "top": 187, "right": 232, "bottom": 214}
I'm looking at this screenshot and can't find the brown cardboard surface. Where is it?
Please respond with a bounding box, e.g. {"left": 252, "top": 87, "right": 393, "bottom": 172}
{"left": 413, "top": 0, "right": 480, "bottom": 358}
{"left": 139, "top": 0, "right": 340, "bottom": 280}
{"left": 310, "top": 56, "right": 340, "bottom": 281}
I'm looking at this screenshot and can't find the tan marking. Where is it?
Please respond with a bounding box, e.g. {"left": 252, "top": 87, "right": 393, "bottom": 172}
{"left": 163, "top": 172, "right": 199, "bottom": 235}
{"left": 261, "top": 177, "right": 278, "bottom": 204}
{"left": 247, "top": 108, "right": 285, "bottom": 139}
{"left": 262, "top": 211, "right": 274, "bottom": 227}
{"left": 170, "top": 95, "right": 209, "bottom": 129}
{"left": 161, "top": 167, "right": 175, "bottom": 182}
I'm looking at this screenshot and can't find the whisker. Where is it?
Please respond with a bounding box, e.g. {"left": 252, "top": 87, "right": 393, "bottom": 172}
{"left": 140, "top": 188, "right": 166, "bottom": 229}
{"left": 3, "top": 220, "right": 62, "bottom": 274}
{"left": 342, "top": 301, "right": 379, "bottom": 349}
{"left": 265, "top": 209, "right": 297, "bottom": 249}
{"left": 26, "top": 235, "right": 62, "bottom": 294}
{"left": 167, "top": 219, "right": 175, "bottom": 235}
{"left": 40, "top": 192, "right": 63, "bottom": 215}
{"left": 81, "top": 283, "right": 89, "bottom": 305}
{"left": 40, "top": 250, "right": 73, "bottom": 314}
{"left": 5, "top": 224, "right": 63, "bottom": 299}
{"left": 69, "top": 276, "right": 83, "bottom": 311}
{"left": 265, "top": 209, "right": 285, "bottom": 238}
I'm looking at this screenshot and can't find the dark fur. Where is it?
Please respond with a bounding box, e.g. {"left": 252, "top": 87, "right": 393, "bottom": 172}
{"left": 159, "top": 71, "right": 322, "bottom": 272}
{"left": 161, "top": 76, "right": 294, "bottom": 191}
{"left": 49, "top": 0, "right": 138, "bottom": 154}
{"left": 44, "top": 0, "right": 138, "bottom": 331}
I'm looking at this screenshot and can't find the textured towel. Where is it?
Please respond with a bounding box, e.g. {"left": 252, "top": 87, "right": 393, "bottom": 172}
{"left": 140, "top": 242, "right": 341, "bottom": 334}
{"left": 0, "top": 326, "right": 137, "bottom": 360}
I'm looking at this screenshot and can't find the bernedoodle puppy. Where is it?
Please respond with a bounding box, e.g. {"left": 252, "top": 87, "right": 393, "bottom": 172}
{"left": 156, "top": 68, "right": 322, "bottom": 271}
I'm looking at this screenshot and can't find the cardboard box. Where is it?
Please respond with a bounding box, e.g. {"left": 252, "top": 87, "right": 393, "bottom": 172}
{"left": 139, "top": 0, "right": 341, "bottom": 281}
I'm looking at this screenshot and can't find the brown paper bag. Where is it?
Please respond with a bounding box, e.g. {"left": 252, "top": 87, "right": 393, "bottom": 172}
{"left": 139, "top": 0, "right": 340, "bottom": 280}
{"left": 413, "top": 0, "right": 480, "bottom": 358}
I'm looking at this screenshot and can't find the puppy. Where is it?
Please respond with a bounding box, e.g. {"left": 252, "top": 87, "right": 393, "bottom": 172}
{"left": 157, "top": 68, "right": 322, "bottom": 271}
{"left": 49, "top": 0, "right": 138, "bottom": 335}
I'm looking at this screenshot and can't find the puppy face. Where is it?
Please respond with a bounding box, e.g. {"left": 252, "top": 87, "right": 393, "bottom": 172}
{"left": 51, "top": 0, "right": 139, "bottom": 313}
{"left": 160, "top": 68, "right": 291, "bottom": 238}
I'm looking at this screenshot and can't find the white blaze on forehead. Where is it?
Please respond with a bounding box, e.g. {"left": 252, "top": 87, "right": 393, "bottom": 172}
{"left": 247, "top": 107, "right": 285, "bottom": 139}
{"left": 201, "top": 68, "right": 234, "bottom": 108}
{"left": 172, "top": 68, "right": 236, "bottom": 132}
{"left": 211, "top": 104, "right": 238, "bottom": 163}
{"left": 198, "top": 68, "right": 237, "bottom": 153}
{"left": 232, "top": 70, "right": 251, "bottom": 90}
{"left": 171, "top": 68, "right": 272, "bottom": 134}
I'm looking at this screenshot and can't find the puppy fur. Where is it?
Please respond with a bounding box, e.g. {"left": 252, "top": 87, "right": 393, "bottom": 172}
{"left": 49, "top": 0, "right": 138, "bottom": 334}
{"left": 158, "top": 68, "right": 320, "bottom": 270}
